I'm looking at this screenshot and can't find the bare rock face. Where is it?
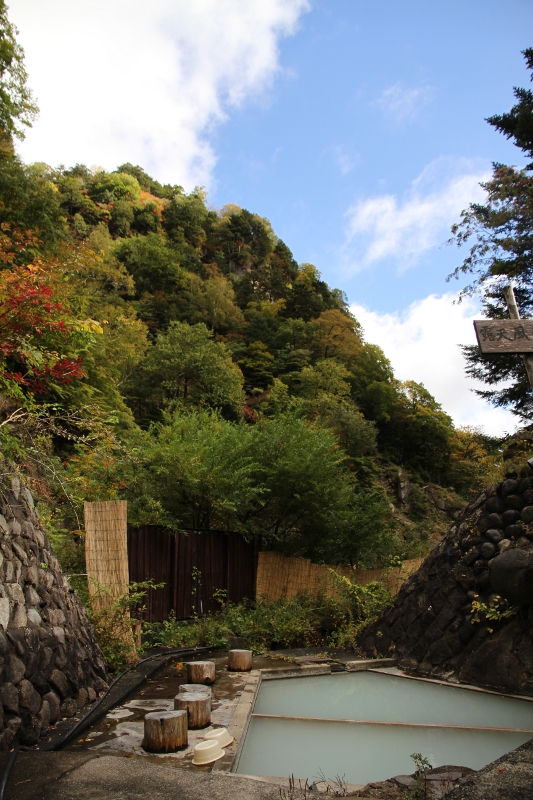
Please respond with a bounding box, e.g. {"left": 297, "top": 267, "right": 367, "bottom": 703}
{"left": 360, "top": 474, "right": 533, "bottom": 695}
{"left": 0, "top": 467, "right": 109, "bottom": 748}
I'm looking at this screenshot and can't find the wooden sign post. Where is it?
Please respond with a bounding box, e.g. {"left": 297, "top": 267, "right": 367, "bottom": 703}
{"left": 474, "top": 285, "right": 533, "bottom": 391}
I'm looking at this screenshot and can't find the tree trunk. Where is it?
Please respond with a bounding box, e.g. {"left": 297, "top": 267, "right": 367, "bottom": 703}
{"left": 186, "top": 660, "right": 216, "bottom": 685}
{"left": 228, "top": 649, "right": 253, "bottom": 671}
{"left": 142, "top": 710, "right": 188, "bottom": 752}
{"left": 175, "top": 691, "right": 211, "bottom": 729}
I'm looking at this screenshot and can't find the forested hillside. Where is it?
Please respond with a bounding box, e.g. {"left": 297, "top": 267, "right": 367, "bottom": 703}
{"left": 0, "top": 4, "right": 503, "bottom": 580}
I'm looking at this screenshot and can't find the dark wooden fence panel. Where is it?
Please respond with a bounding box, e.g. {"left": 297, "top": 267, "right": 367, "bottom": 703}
{"left": 127, "top": 526, "right": 174, "bottom": 622}
{"left": 127, "top": 526, "right": 259, "bottom": 621}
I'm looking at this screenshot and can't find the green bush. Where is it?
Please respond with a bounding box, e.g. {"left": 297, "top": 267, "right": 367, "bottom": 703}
{"left": 86, "top": 580, "right": 161, "bottom": 671}
{"left": 147, "top": 580, "right": 393, "bottom": 655}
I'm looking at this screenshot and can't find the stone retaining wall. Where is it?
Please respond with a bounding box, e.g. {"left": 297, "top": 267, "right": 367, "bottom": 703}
{"left": 360, "top": 474, "right": 533, "bottom": 694}
{"left": 0, "top": 469, "right": 109, "bottom": 747}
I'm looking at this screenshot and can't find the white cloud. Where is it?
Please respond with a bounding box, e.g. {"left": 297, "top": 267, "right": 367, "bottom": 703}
{"left": 10, "top": 0, "right": 309, "bottom": 188}
{"left": 351, "top": 294, "right": 517, "bottom": 438}
{"left": 374, "top": 82, "right": 435, "bottom": 122}
{"left": 333, "top": 145, "right": 358, "bottom": 176}
{"left": 343, "top": 157, "right": 490, "bottom": 273}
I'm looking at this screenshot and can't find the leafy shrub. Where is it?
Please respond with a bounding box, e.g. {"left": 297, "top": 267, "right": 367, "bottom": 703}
{"left": 147, "top": 593, "right": 346, "bottom": 654}
{"left": 326, "top": 571, "right": 394, "bottom": 649}
{"left": 147, "top": 578, "right": 393, "bottom": 654}
{"left": 87, "top": 580, "right": 160, "bottom": 671}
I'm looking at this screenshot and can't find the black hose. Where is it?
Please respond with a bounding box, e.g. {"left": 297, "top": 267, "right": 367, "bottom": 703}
{"left": 0, "top": 645, "right": 215, "bottom": 798}
{"left": 0, "top": 745, "right": 19, "bottom": 800}
{"left": 52, "top": 646, "right": 213, "bottom": 750}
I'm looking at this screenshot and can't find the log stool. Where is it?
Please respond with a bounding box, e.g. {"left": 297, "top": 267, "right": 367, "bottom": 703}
{"left": 175, "top": 691, "right": 211, "bottom": 729}
{"left": 186, "top": 660, "right": 216, "bottom": 685}
{"left": 228, "top": 649, "right": 253, "bottom": 671}
{"left": 142, "top": 709, "right": 187, "bottom": 752}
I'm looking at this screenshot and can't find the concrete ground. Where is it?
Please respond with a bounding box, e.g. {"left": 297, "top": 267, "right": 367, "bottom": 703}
{"left": 0, "top": 753, "right": 283, "bottom": 800}
{"left": 4, "top": 747, "right": 533, "bottom": 800}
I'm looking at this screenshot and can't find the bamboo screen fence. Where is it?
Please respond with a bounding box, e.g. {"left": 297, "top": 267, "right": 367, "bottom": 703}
{"left": 255, "top": 551, "right": 423, "bottom": 601}
{"left": 84, "top": 500, "right": 129, "bottom": 610}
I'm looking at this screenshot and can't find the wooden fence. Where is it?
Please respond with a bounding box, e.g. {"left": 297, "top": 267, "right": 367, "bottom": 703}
{"left": 127, "top": 526, "right": 260, "bottom": 621}
{"left": 84, "top": 502, "right": 422, "bottom": 622}
{"left": 255, "top": 551, "right": 423, "bottom": 601}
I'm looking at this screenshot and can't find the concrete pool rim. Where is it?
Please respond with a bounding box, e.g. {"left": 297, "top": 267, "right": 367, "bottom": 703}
{"left": 227, "top": 658, "right": 533, "bottom": 779}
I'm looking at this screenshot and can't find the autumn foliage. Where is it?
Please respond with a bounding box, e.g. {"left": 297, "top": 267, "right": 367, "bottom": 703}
{"left": 0, "top": 233, "right": 86, "bottom": 398}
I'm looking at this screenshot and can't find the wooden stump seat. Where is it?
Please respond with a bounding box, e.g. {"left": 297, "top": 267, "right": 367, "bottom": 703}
{"left": 186, "top": 660, "right": 216, "bottom": 685}
{"left": 175, "top": 691, "right": 211, "bottom": 729}
{"left": 228, "top": 649, "right": 253, "bottom": 672}
{"left": 142, "top": 710, "right": 188, "bottom": 752}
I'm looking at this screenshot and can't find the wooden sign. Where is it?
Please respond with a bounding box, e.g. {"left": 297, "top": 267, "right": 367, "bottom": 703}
{"left": 474, "top": 320, "right": 533, "bottom": 353}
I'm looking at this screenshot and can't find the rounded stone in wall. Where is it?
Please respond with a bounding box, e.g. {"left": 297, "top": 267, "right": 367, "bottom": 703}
{"left": 502, "top": 509, "right": 520, "bottom": 526}
{"left": 485, "top": 496, "right": 505, "bottom": 514}
{"left": 485, "top": 529, "right": 504, "bottom": 544}
{"left": 505, "top": 494, "right": 525, "bottom": 511}
{"left": 521, "top": 506, "right": 533, "bottom": 524}
{"left": 489, "top": 549, "right": 533, "bottom": 605}
{"left": 501, "top": 479, "right": 519, "bottom": 497}
{"left": 487, "top": 513, "right": 504, "bottom": 529}
{"left": 523, "top": 489, "right": 533, "bottom": 505}
{"left": 505, "top": 524, "right": 525, "bottom": 539}
{"left": 519, "top": 476, "right": 533, "bottom": 493}
{"left": 481, "top": 542, "right": 496, "bottom": 559}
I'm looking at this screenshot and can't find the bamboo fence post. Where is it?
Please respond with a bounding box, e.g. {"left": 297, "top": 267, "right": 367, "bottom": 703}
{"left": 84, "top": 500, "right": 135, "bottom": 654}
{"left": 84, "top": 500, "right": 129, "bottom": 606}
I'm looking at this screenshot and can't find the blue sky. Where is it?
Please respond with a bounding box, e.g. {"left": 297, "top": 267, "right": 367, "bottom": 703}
{"left": 10, "top": 0, "right": 533, "bottom": 434}
{"left": 210, "top": 0, "right": 532, "bottom": 311}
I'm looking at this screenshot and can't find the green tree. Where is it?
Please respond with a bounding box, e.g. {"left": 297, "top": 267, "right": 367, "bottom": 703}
{"left": 448, "top": 49, "right": 533, "bottom": 419}
{"left": 248, "top": 412, "right": 356, "bottom": 543}
{"left": 187, "top": 271, "right": 245, "bottom": 332}
{"left": 237, "top": 340, "right": 276, "bottom": 392}
{"left": 117, "top": 410, "right": 260, "bottom": 530}
{"left": 486, "top": 47, "right": 533, "bottom": 168}
{"left": 163, "top": 189, "right": 210, "bottom": 249}
{"left": 129, "top": 321, "right": 245, "bottom": 421}
{"left": 115, "top": 163, "right": 176, "bottom": 199}
{"left": 379, "top": 381, "right": 454, "bottom": 483}
{"left": 312, "top": 486, "right": 398, "bottom": 568}
{"left": 89, "top": 408, "right": 358, "bottom": 547}
{"left": 0, "top": 157, "right": 67, "bottom": 257}
{"left": 0, "top": 1, "right": 37, "bottom": 141}
{"left": 109, "top": 199, "right": 134, "bottom": 237}
{"left": 88, "top": 171, "right": 142, "bottom": 204}
{"left": 114, "top": 233, "right": 185, "bottom": 332}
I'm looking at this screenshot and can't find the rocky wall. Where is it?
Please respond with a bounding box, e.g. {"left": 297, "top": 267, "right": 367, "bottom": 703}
{"left": 360, "top": 473, "right": 533, "bottom": 694}
{"left": 0, "top": 471, "right": 109, "bottom": 747}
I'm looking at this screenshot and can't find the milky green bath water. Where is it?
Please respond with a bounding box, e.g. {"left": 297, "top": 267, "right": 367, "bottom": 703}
{"left": 235, "top": 671, "right": 533, "bottom": 785}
